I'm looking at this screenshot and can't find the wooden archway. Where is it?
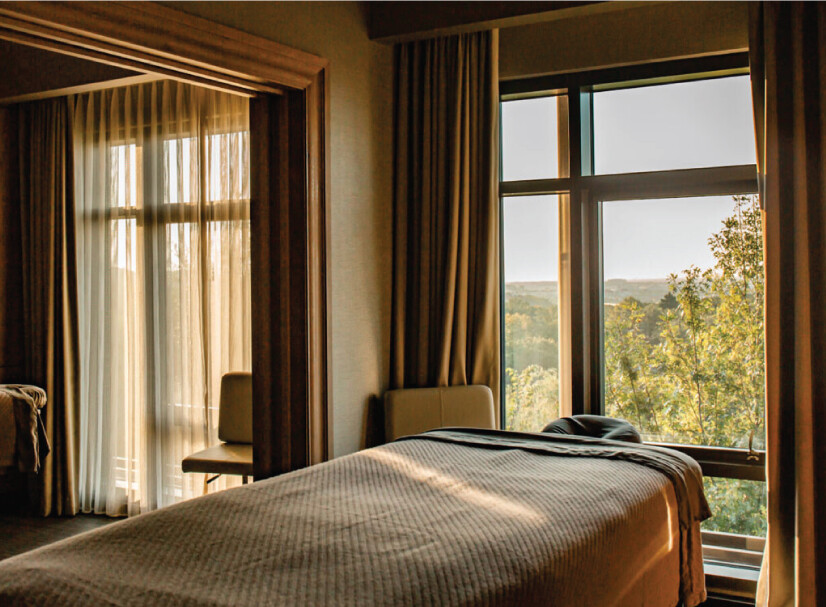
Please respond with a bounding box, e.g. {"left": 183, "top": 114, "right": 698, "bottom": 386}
{"left": 0, "top": 1, "right": 331, "bottom": 478}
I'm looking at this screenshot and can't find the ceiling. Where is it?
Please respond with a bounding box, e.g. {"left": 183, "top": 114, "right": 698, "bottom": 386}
{"left": 0, "top": 39, "right": 139, "bottom": 102}
{"left": 366, "top": 1, "right": 640, "bottom": 43}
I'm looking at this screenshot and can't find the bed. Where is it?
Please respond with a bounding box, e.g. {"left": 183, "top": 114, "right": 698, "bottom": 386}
{"left": 0, "top": 426, "right": 709, "bottom": 606}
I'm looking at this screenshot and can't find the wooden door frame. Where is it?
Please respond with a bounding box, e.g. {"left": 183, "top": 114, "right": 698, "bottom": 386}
{"left": 0, "top": 1, "right": 332, "bottom": 478}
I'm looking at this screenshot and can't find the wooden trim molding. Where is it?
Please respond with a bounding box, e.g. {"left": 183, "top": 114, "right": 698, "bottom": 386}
{"left": 0, "top": 2, "right": 326, "bottom": 93}
{"left": 647, "top": 442, "right": 766, "bottom": 482}
{"left": 0, "top": 74, "right": 161, "bottom": 106}
{"left": 0, "top": 1, "right": 332, "bottom": 478}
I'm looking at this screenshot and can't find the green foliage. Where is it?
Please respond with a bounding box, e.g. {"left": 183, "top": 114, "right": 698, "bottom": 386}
{"left": 505, "top": 365, "right": 560, "bottom": 433}
{"left": 504, "top": 293, "right": 560, "bottom": 433}
{"left": 604, "top": 195, "right": 765, "bottom": 451}
{"left": 504, "top": 194, "right": 766, "bottom": 537}
{"left": 703, "top": 477, "right": 767, "bottom": 537}
{"left": 504, "top": 295, "right": 559, "bottom": 371}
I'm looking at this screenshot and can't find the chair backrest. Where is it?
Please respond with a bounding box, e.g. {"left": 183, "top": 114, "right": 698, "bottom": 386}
{"left": 383, "top": 385, "right": 495, "bottom": 442}
{"left": 218, "top": 372, "right": 253, "bottom": 444}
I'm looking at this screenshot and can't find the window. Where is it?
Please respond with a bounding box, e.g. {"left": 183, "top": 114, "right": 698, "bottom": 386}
{"left": 601, "top": 194, "right": 764, "bottom": 451}
{"left": 592, "top": 76, "right": 756, "bottom": 174}
{"left": 500, "top": 54, "right": 765, "bottom": 579}
{"left": 501, "top": 95, "right": 568, "bottom": 181}
{"left": 74, "top": 81, "right": 252, "bottom": 516}
{"left": 503, "top": 194, "right": 562, "bottom": 431}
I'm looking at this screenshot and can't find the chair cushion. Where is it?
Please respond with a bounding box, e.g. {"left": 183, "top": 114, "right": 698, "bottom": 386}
{"left": 181, "top": 443, "right": 253, "bottom": 476}
{"left": 218, "top": 372, "right": 252, "bottom": 444}
{"left": 383, "top": 385, "right": 495, "bottom": 442}
{"left": 541, "top": 415, "right": 642, "bottom": 443}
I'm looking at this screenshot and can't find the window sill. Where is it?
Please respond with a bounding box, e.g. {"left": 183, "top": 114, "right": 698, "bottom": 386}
{"left": 645, "top": 442, "right": 765, "bottom": 482}
{"left": 706, "top": 563, "right": 758, "bottom": 600}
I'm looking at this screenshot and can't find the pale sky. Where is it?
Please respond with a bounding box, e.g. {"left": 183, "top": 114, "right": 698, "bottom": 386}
{"left": 502, "top": 75, "right": 756, "bottom": 282}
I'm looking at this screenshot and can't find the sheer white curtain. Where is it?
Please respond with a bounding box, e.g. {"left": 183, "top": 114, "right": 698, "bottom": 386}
{"left": 71, "top": 81, "right": 251, "bottom": 516}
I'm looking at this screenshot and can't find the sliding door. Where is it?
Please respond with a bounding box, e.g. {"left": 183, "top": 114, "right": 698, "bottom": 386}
{"left": 73, "top": 81, "right": 251, "bottom": 515}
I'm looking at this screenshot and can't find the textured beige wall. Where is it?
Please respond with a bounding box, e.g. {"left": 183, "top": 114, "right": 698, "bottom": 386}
{"left": 164, "top": 1, "right": 394, "bottom": 458}
{"left": 500, "top": 1, "right": 749, "bottom": 79}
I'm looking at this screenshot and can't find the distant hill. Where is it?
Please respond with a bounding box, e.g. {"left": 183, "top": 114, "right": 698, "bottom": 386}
{"left": 506, "top": 279, "right": 670, "bottom": 305}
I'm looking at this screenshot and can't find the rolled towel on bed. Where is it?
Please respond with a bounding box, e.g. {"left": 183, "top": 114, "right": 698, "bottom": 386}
{"left": 541, "top": 414, "right": 642, "bottom": 443}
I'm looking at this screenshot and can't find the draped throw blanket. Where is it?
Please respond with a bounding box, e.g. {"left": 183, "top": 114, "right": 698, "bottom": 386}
{"left": 390, "top": 31, "right": 500, "bottom": 417}
{"left": 750, "top": 3, "right": 826, "bottom": 604}
{"left": 18, "top": 99, "right": 80, "bottom": 516}
{"left": 0, "top": 385, "right": 49, "bottom": 472}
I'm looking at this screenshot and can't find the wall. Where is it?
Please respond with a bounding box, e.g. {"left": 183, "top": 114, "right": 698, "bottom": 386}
{"left": 500, "top": 1, "right": 749, "bottom": 79}
{"left": 164, "top": 1, "right": 394, "bottom": 458}
{"left": 0, "top": 106, "right": 24, "bottom": 382}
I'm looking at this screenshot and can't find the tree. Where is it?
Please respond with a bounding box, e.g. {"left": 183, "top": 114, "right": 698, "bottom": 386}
{"left": 505, "top": 194, "right": 766, "bottom": 536}
{"left": 505, "top": 365, "right": 560, "bottom": 433}
{"left": 604, "top": 297, "right": 665, "bottom": 436}
{"left": 604, "top": 194, "right": 766, "bottom": 535}
{"left": 504, "top": 293, "right": 561, "bottom": 433}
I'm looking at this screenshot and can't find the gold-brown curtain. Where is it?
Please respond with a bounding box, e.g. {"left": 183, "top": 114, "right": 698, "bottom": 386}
{"left": 390, "top": 31, "right": 500, "bottom": 418}
{"left": 18, "top": 98, "right": 80, "bottom": 517}
{"left": 750, "top": 3, "right": 826, "bottom": 604}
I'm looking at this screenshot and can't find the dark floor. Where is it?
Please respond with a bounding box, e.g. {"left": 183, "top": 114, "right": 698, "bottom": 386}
{"left": 0, "top": 512, "right": 116, "bottom": 561}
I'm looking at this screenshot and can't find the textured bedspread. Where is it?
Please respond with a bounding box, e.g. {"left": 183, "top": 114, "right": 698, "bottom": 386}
{"left": 0, "top": 429, "right": 709, "bottom": 607}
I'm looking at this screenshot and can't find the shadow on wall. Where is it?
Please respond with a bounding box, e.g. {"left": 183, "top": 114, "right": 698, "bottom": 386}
{"left": 361, "top": 394, "right": 385, "bottom": 450}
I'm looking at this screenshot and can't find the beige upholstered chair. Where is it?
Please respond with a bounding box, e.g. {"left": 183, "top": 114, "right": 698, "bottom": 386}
{"left": 182, "top": 372, "right": 253, "bottom": 492}
{"left": 383, "top": 385, "right": 496, "bottom": 442}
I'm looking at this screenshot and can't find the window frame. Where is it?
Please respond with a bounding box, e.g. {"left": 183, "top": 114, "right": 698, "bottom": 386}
{"left": 500, "top": 52, "right": 766, "bottom": 594}
{"left": 499, "top": 52, "right": 764, "bottom": 482}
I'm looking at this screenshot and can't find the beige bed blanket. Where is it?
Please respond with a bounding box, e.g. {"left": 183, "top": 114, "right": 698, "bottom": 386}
{"left": 0, "top": 385, "right": 48, "bottom": 472}
{"left": 0, "top": 429, "right": 709, "bottom": 606}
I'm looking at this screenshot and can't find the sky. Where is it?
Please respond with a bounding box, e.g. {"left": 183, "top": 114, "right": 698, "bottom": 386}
{"left": 501, "top": 75, "right": 756, "bottom": 282}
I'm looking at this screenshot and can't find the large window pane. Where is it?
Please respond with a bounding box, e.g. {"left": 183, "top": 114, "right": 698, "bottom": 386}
{"left": 602, "top": 194, "right": 765, "bottom": 451}
{"left": 593, "top": 75, "right": 756, "bottom": 174}
{"left": 166, "top": 132, "right": 250, "bottom": 205}
{"left": 110, "top": 144, "right": 139, "bottom": 209}
{"left": 166, "top": 138, "right": 196, "bottom": 205}
{"left": 503, "top": 195, "right": 561, "bottom": 431}
{"left": 501, "top": 96, "right": 568, "bottom": 181}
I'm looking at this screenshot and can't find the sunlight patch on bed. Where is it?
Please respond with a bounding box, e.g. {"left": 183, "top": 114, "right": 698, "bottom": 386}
{"left": 611, "top": 485, "right": 679, "bottom": 606}
{"left": 365, "top": 449, "right": 547, "bottom": 524}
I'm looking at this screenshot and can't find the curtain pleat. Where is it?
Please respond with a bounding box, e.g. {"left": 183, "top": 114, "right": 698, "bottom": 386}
{"left": 390, "top": 31, "right": 500, "bottom": 418}
{"left": 18, "top": 98, "right": 80, "bottom": 517}
{"left": 751, "top": 3, "right": 826, "bottom": 605}
{"left": 71, "top": 81, "right": 251, "bottom": 516}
